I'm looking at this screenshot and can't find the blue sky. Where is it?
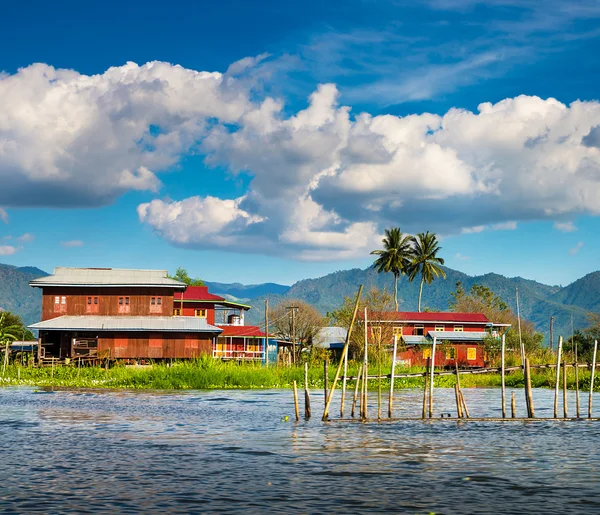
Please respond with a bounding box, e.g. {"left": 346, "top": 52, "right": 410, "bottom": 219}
{"left": 1, "top": 0, "right": 600, "bottom": 286}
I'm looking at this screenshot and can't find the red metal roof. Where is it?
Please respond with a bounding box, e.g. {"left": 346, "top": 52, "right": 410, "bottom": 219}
{"left": 217, "top": 325, "right": 266, "bottom": 337}
{"left": 174, "top": 286, "right": 225, "bottom": 302}
{"left": 363, "top": 312, "right": 491, "bottom": 323}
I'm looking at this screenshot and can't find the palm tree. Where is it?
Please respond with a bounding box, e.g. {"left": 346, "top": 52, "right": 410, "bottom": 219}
{"left": 370, "top": 228, "right": 414, "bottom": 311}
{"left": 407, "top": 232, "right": 446, "bottom": 312}
{"left": 0, "top": 313, "right": 20, "bottom": 375}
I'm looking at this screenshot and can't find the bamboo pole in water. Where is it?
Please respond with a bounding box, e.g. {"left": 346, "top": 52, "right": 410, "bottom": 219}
{"left": 575, "top": 334, "right": 581, "bottom": 418}
{"left": 293, "top": 380, "right": 300, "bottom": 422}
{"left": 377, "top": 337, "right": 382, "bottom": 421}
{"left": 525, "top": 358, "right": 535, "bottom": 418}
{"left": 501, "top": 333, "right": 506, "bottom": 418}
{"left": 304, "top": 362, "right": 311, "bottom": 419}
{"left": 322, "top": 285, "right": 363, "bottom": 421}
{"left": 511, "top": 392, "right": 516, "bottom": 418}
{"left": 361, "top": 362, "right": 368, "bottom": 419}
{"left": 589, "top": 340, "right": 597, "bottom": 419}
{"left": 2, "top": 341, "right": 9, "bottom": 377}
{"left": 563, "top": 359, "right": 568, "bottom": 418}
{"left": 388, "top": 335, "right": 397, "bottom": 419}
{"left": 460, "top": 390, "right": 470, "bottom": 419}
{"left": 422, "top": 357, "right": 430, "bottom": 419}
{"left": 362, "top": 306, "right": 369, "bottom": 420}
{"left": 324, "top": 360, "right": 328, "bottom": 409}
{"left": 429, "top": 337, "right": 437, "bottom": 419}
{"left": 554, "top": 336, "right": 563, "bottom": 419}
{"left": 454, "top": 384, "right": 463, "bottom": 418}
{"left": 351, "top": 364, "right": 362, "bottom": 418}
{"left": 340, "top": 345, "right": 348, "bottom": 418}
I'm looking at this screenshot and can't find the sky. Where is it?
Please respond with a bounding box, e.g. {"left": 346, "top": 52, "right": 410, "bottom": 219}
{"left": 1, "top": 0, "right": 600, "bottom": 287}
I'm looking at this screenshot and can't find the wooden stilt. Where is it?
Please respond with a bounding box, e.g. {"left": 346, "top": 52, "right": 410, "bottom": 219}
{"left": 589, "top": 340, "right": 597, "bottom": 419}
{"left": 460, "top": 390, "right": 470, "bottom": 419}
{"left": 575, "top": 340, "right": 581, "bottom": 418}
{"left": 388, "top": 335, "right": 397, "bottom": 419}
{"left": 501, "top": 333, "right": 506, "bottom": 418}
{"left": 563, "top": 359, "right": 568, "bottom": 418}
{"left": 511, "top": 391, "right": 516, "bottom": 418}
{"left": 351, "top": 364, "right": 362, "bottom": 418}
{"left": 454, "top": 383, "right": 463, "bottom": 418}
{"left": 429, "top": 337, "right": 437, "bottom": 419}
{"left": 362, "top": 362, "right": 368, "bottom": 419}
{"left": 554, "top": 336, "right": 563, "bottom": 418}
{"left": 324, "top": 360, "right": 329, "bottom": 409}
{"left": 422, "top": 357, "right": 430, "bottom": 419}
{"left": 377, "top": 339, "right": 382, "bottom": 421}
{"left": 340, "top": 346, "right": 348, "bottom": 418}
{"left": 293, "top": 380, "right": 300, "bottom": 422}
{"left": 525, "top": 358, "right": 535, "bottom": 418}
{"left": 304, "top": 362, "right": 311, "bottom": 419}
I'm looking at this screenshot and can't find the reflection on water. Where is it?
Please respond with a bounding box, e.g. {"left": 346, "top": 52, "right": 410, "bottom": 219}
{"left": 2, "top": 386, "right": 600, "bottom": 514}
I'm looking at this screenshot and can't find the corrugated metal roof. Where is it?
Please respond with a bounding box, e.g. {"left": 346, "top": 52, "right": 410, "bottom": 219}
{"left": 29, "top": 267, "right": 187, "bottom": 289}
{"left": 29, "top": 316, "right": 222, "bottom": 333}
{"left": 217, "top": 325, "right": 265, "bottom": 337}
{"left": 174, "top": 287, "right": 251, "bottom": 310}
{"left": 428, "top": 331, "right": 490, "bottom": 341}
{"left": 314, "top": 327, "right": 348, "bottom": 349}
{"left": 402, "top": 335, "right": 429, "bottom": 345}
{"left": 360, "top": 312, "right": 491, "bottom": 323}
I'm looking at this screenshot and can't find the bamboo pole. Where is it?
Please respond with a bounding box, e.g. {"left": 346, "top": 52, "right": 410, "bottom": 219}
{"left": 377, "top": 337, "right": 382, "bottom": 421}
{"left": 340, "top": 345, "right": 349, "bottom": 418}
{"left": 324, "top": 360, "right": 329, "bottom": 409}
{"left": 460, "top": 390, "right": 470, "bottom": 418}
{"left": 454, "top": 383, "right": 463, "bottom": 418}
{"left": 322, "top": 285, "right": 363, "bottom": 421}
{"left": 563, "top": 359, "right": 568, "bottom": 418}
{"left": 511, "top": 392, "right": 516, "bottom": 418}
{"left": 304, "top": 362, "right": 311, "bottom": 419}
{"left": 361, "top": 362, "right": 368, "bottom": 419}
{"left": 501, "top": 333, "right": 506, "bottom": 418}
{"left": 429, "top": 337, "right": 437, "bottom": 418}
{"left": 422, "top": 357, "right": 430, "bottom": 419}
{"left": 589, "top": 340, "right": 597, "bottom": 419}
{"left": 351, "top": 364, "right": 362, "bottom": 418}
{"left": 362, "top": 306, "right": 369, "bottom": 420}
{"left": 293, "top": 380, "right": 300, "bottom": 422}
{"left": 2, "top": 341, "right": 9, "bottom": 377}
{"left": 554, "top": 336, "right": 563, "bottom": 418}
{"left": 575, "top": 334, "right": 580, "bottom": 418}
{"left": 525, "top": 358, "right": 535, "bottom": 418}
{"left": 388, "top": 335, "right": 397, "bottom": 419}
{"left": 516, "top": 287, "right": 525, "bottom": 366}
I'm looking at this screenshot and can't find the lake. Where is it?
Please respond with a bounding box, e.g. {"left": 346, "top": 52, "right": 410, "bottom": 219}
{"left": 1, "top": 386, "right": 600, "bottom": 514}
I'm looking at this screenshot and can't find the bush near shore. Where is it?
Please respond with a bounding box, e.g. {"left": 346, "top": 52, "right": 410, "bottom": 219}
{"left": 0, "top": 356, "right": 597, "bottom": 391}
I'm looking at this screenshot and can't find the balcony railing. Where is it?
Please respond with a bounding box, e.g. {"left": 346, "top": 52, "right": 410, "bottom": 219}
{"left": 213, "top": 349, "right": 265, "bottom": 361}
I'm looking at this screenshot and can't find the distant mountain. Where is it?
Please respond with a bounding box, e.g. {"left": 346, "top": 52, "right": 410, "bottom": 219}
{"left": 1, "top": 261, "right": 598, "bottom": 342}
{"left": 0, "top": 264, "right": 47, "bottom": 326}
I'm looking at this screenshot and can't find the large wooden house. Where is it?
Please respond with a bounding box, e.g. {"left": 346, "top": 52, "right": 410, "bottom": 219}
{"left": 173, "top": 286, "right": 266, "bottom": 361}
{"left": 366, "top": 311, "right": 510, "bottom": 368}
{"left": 29, "top": 268, "right": 223, "bottom": 361}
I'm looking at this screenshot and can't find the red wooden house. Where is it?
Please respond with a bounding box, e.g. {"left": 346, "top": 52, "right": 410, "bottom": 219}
{"left": 366, "top": 311, "right": 510, "bottom": 368}
{"left": 173, "top": 286, "right": 266, "bottom": 361}
{"left": 29, "top": 268, "right": 223, "bottom": 361}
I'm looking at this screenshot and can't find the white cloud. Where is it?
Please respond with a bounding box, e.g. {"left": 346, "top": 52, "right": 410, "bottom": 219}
{"left": 554, "top": 221, "right": 578, "bottom": 232}
{"left": 61, "top": 240, "right": 84, "bottom": 248}
{"left": 455, "top": 253, "right": 471, "bottom": 261}
{"left": 16, "top": 233, "right": 34, "bottom": 243}
{"left": 569, "top": 241, "right": 584, "bottom": 255}
{"left": 0, "top": 208, "right": 7, "bottom": 224}
{"left": 492, "top": 221, "right": 518, "bottom": 230}
{"left": 0, "top": 245, "right": 18, "bottom": 255}
{"left": 461, "top": 226, "right": 486, "bottom": 234}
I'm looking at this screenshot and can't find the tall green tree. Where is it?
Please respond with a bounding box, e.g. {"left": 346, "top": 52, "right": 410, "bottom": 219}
{"left": 370, "top": 228, "right": 414, "bottom": 311}
{"left": 169, "top": 267, "right": 205, "bottom": 286}
{"left": 407, "top": 231, "right": 446, "bottom": 312}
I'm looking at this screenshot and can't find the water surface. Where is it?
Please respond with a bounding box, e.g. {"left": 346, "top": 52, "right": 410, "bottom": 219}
{"left": 1, "top": 386, "right": 599, "bottom": 514}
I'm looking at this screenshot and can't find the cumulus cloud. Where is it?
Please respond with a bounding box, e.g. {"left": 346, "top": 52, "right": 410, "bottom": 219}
{"left": 554, "top": 221, "right": 578, "bottom": 232}
{"left": 455, "top": 253, "right": 471, "bottom": 261}
{"left": 60, "top": 240, "right": 84, "bottom": 248}
{"left": 16, "top": 233, "right": 34, "bottom": 243}
{"left": 569, "top": 241, "right": 584, "bottom": 255}
{"left": 0, "top": 245, "right": 18, "bottom": 255}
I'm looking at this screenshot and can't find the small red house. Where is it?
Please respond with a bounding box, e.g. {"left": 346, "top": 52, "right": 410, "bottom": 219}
{"left": 366, "top": 311, "right": 510, "bottom": 368}
{"left": 174, "top": 286, "right": 266, "bottom": 361}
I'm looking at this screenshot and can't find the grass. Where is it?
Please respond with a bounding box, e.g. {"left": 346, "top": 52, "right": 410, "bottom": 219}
{"left": 1, "top": 357, "right": 598, "bottom": 391}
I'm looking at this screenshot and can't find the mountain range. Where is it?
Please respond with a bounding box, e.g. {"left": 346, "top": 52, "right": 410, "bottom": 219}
{"left": 2, "top": 262, "right": 599, "bottom": 342}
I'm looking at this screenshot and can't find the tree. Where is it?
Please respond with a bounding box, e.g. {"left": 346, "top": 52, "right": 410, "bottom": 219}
{"left": 270, "top": 300, "right": 325, "bottom": 359}
{"left": 370, "top": 228, "right": 414, "bottom": 311}
{"left": 1, "top": 312, "right": 23, "bottom": 373}
{"left": 169, "top": 267, "right": 205, "bottom": 286}
{"left": 0, "top": 311, "right": 34, "bottom": 341}
{"left": 407, "top": 231, "right": 446, "bottom": 312}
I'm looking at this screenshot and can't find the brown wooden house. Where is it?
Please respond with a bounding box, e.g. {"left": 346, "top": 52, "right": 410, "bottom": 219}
{"left": 29, "top": 267, "right": 222, "bottom": 361}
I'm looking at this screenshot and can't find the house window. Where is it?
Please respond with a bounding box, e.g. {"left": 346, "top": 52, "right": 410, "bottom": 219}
{"left": 54, "top": 296, "right": 67, "bottom": 313}
{"left": 118, "top": 297, "right": 131, "bottom": 314}
{"left": 435, "top": 325, "right": 445, "bottom": 332}
{"left": 195, "top": 309, "right": 207, "bottom": 318}
{"left": 150, "top": 297, "right": 162, "bottom": 313}
{"left": 393, "top": 326, "right": 403, "bottom": 336}
{"left": 423, "top": 347, "right": 431, "bottom": 359}
{"left": 55, "top": 296, "right": 60, "bottom": 304}
{"left": 173, "top": 308, "right": 181, "bottom": 316}
{"left": 454, "top": 325, "right": 464, "bottom": 332}
{"left": 61, "top": 296, "right": 66, "bottom": 304}
{"left": 445, "top": 347, "right": 456, "bottom": 359}
{"left": 467, "top": 347, "right": 477, "bottom": 361}
{"left": 414, "top": 325, "right": 424, "bottom": 336}
{"left": 86, "top": 296, "right": 99, "bottom": 313}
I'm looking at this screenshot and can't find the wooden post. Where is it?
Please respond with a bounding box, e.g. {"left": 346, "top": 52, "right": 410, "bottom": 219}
{"left": 264, "top": 299, "right": 269, "bottom": 367}
{"left": 525, "top": 358, "right": 535, "bottom": 418}
{"left": 460, "top": 390, "right": 470, "bottom": 418}
{"left": 322, "top": 285, "right": 363, "bottom": 421}
{"left": 293, "top": 380, "right": 300, "bottom": 422}
{"left": 377, "top": 336, "right": 382, "bottom": 421}
{"left": 589, "top": 340, "right": 597, "bottom": 419}
{"left": 563, "top": 359, "right": 568, "bottom": 418}
{"left": 304, "top": 362, "right": 311, "bottom": 419}
{"left": 554, "top": 336, "right": 563, "bottom": 418}
{"left": 340, "top": 345, "right": 348, "bottom": 418}
{"left": 454, "top": 384, "right": 463, "bottom": 418}
{"left": 361, "top": 306, "right": 369, "bottom": 420}
{"left": 422, "top": 357, "right": 430, "bottom": 419}
{"left": 2, "top": 340, "right": 9, "bottom": 377}
{"left": 388, "top": 335, "right": 397, "bottom": 419}
{"left": 575, "top": 336, "right": 580, "bottom": 418}
{"left": 501, "top": 333, "right": 506, "bottom": 418}
{"left": 516, "top": 287, "right": 525, "bottom": 366}
{"left": 429, "top": 336, "right": 437, "bottom": 418}
{"left": 511, "top": 391, "right": 516, "bottom": 418}
{"left": 324, "top": 360, "right": 329, "bottom": 409}
{"left": 351, "top": 365, "right": 362, "bottom": 418}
